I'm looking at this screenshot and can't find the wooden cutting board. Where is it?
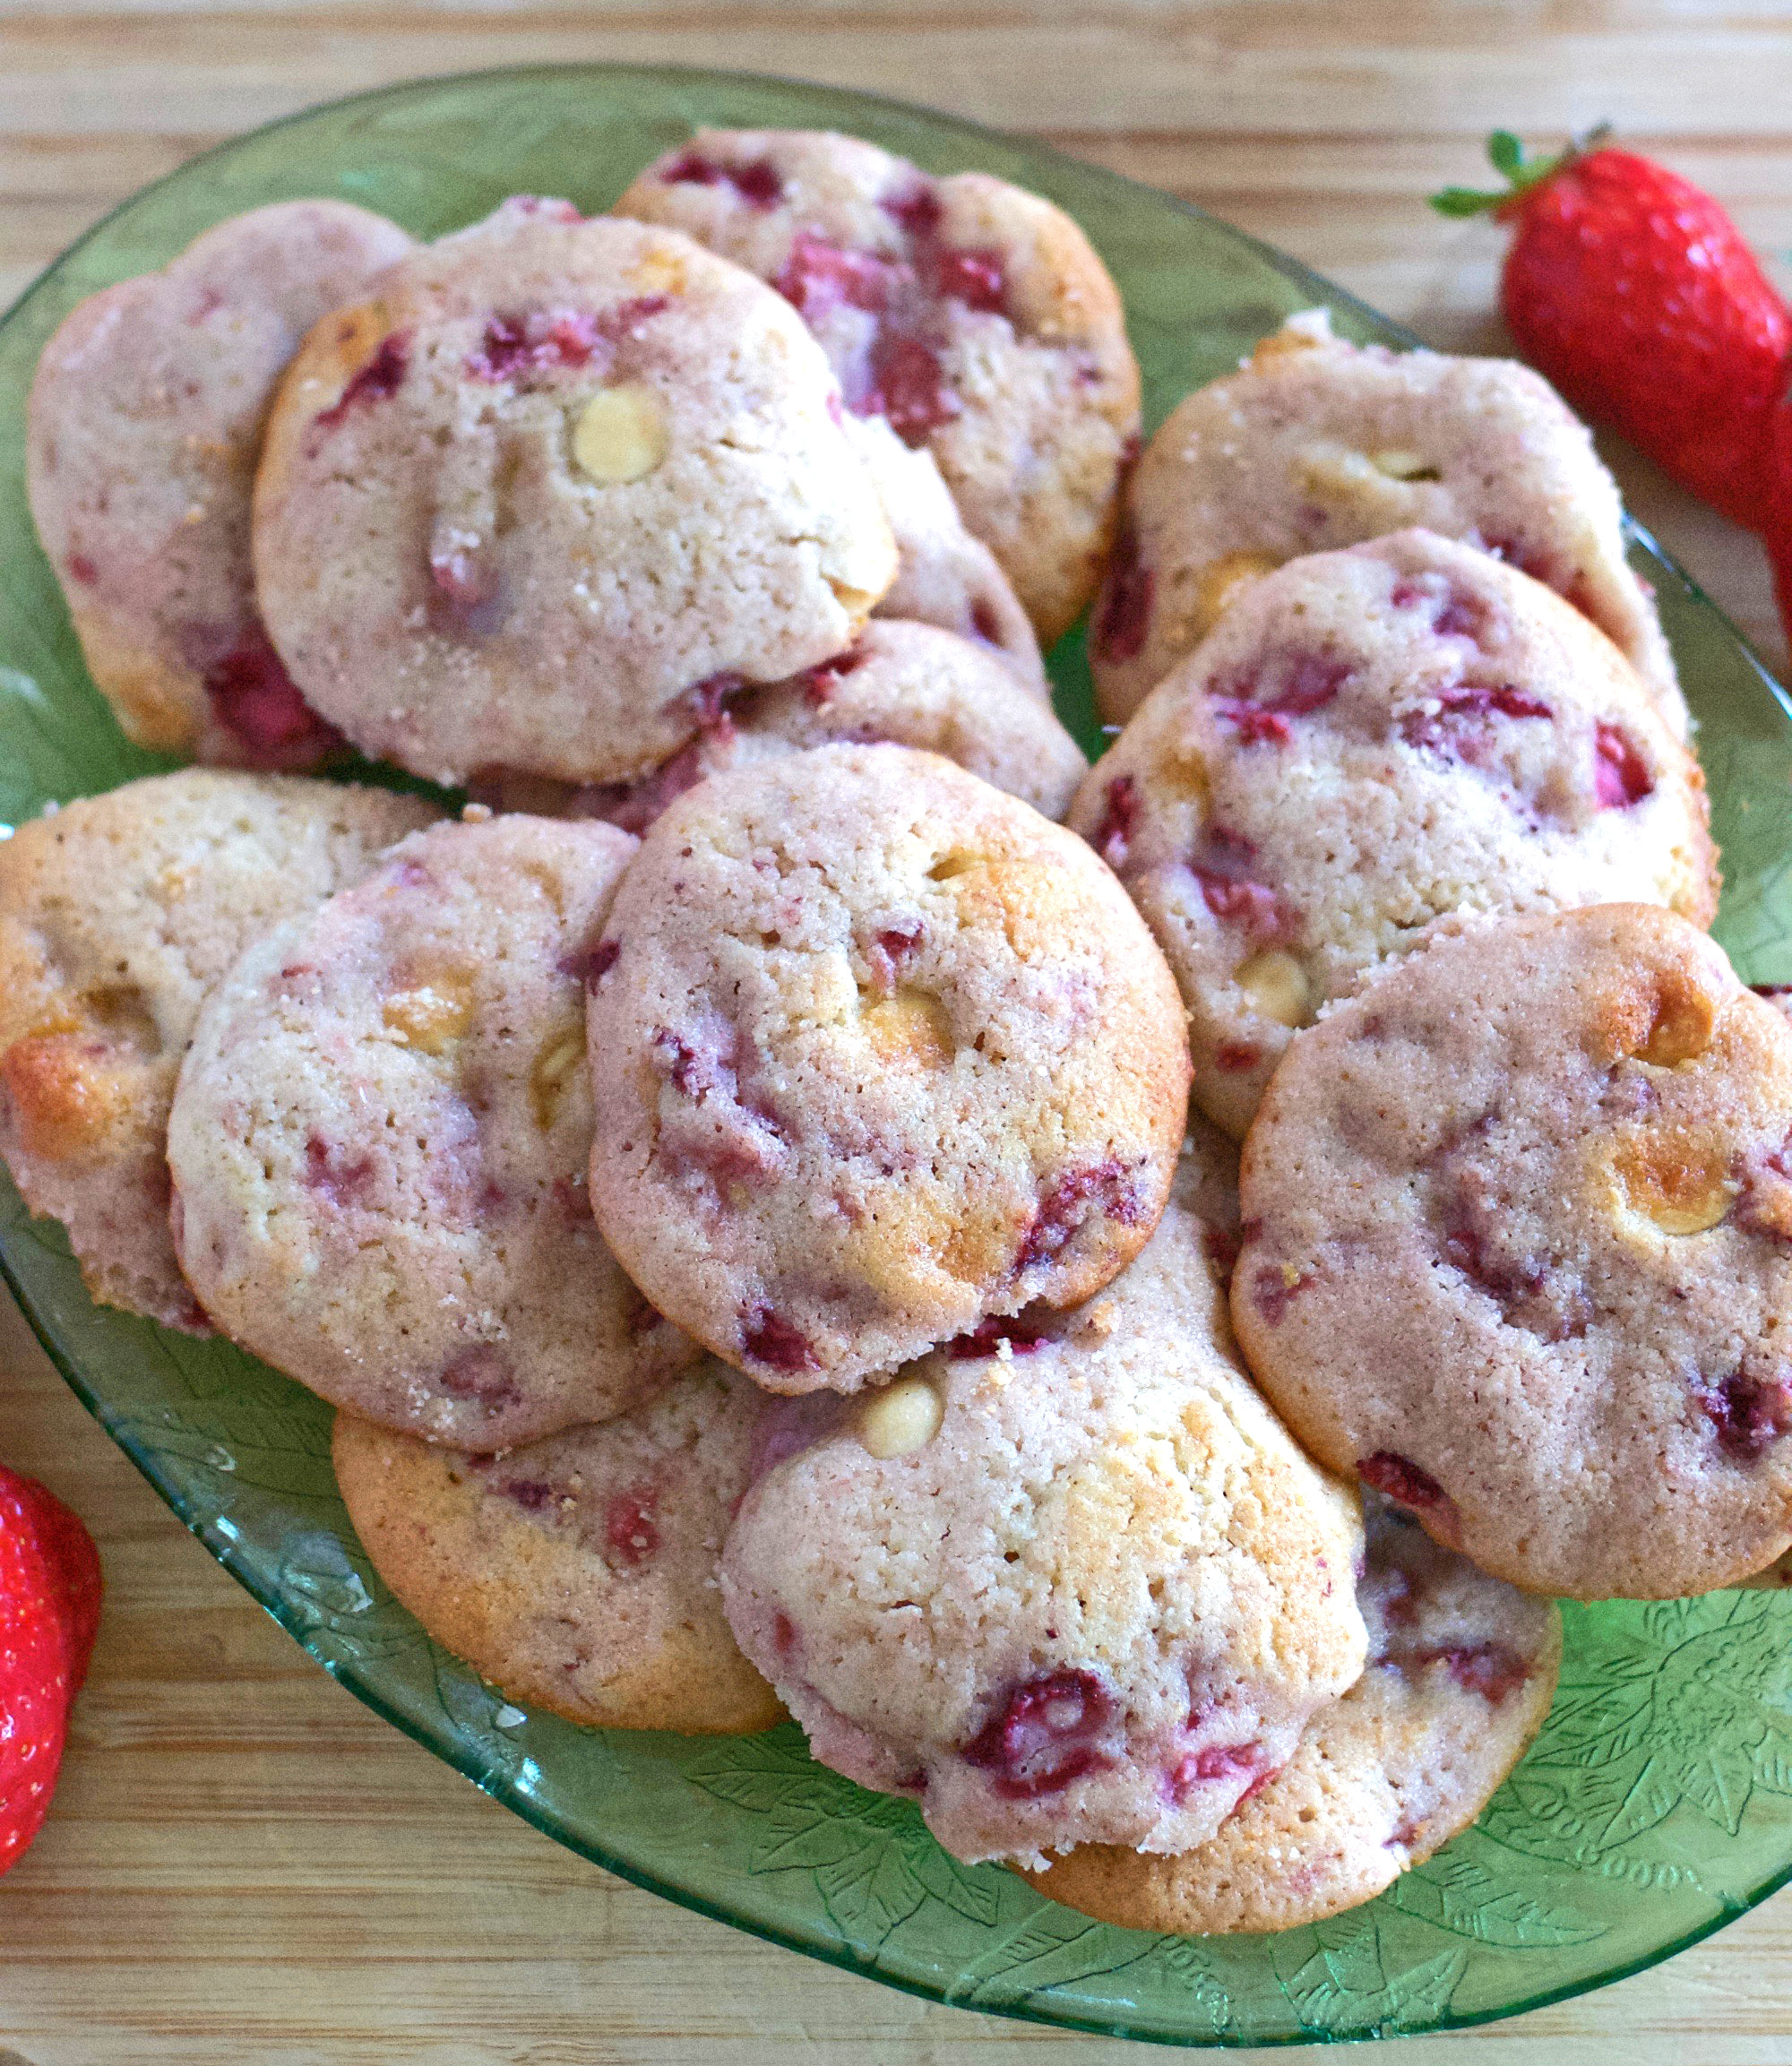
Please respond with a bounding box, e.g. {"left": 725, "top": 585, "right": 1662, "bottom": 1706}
{"left": 3, "top": 6, "right": 1792, "bottom": 2060}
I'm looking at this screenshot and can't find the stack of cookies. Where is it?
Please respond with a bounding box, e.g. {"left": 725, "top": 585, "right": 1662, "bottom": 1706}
{"left": 4, "top": 122, "right": 1787, "bottom": 1939}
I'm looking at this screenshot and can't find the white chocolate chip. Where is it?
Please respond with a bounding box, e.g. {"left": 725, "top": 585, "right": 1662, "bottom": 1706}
{"left": 1297, "top": 441, "right": 1439, "bottom": 512}
{"left": 572, "top": 383, "right": 669, "bottom": 484}
{"left": 1190, "top": 549, "right": 1279, "bottom": 641}
{"left": 857, "top": 1374, "right": 943, "bottom": 1459}
{"left": 382, "top": 974, "right": 476, "bottom": 1055}
{"left": 1611, "top": 1139, "right": 1736, "bottom": 1238}
{"left": 529, "top": 1030, "right": 586, "bottom": 1129}
{"left": 1237, "top": 949, "right": 1313, "bottom": 1029}
{"left": 1297, "top": 444, "right": 1380, "bottom": 497}
{"left": 1369, "top": 447, "right": 1438, "bottom": 480}
{"left": 861, "top": 986, "right": 953, "bottom": 1069}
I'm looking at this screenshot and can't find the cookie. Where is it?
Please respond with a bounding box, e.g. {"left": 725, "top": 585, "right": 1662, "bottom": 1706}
{"left": 1233, "top": 903, "right": 1792, "bottom": 1600}
{"left": 0, "top": 770, "right": 436, "bottom": 1330}
{"left": 843, "top": 413, "right": 1046, "bottom": 690}
{"left": 1090, "top": 309, "right": 1684, "bottom": 736}
{"left": 719, "top": 1161, "right": 1366, "bottom": 1867}
{"left": 168, "top": 814, "right": 698, "bottom": 1447}
{"left": 1022, "top": 1500, "right": 1561, "bottom": 1933}
{"left": 614, "top": 128, "right": 1141, "bottom": 644}
{"left": 252, "top": 203, "right": 897, "bottom": 787}
{"left": 476, "top": 618, "right": 1086, "bottom": 830}
{"left": 1070, "top": 530, "right": 1718, "bottom": 1138}
{"left": 26, "top": 200, "right": 418, "bottom": 766}
{"left": 332, "top": 1359, "right": 780, "bottom": 1733}
{"left": 587, "top": 742, "right": 1191, "bottom": 1390}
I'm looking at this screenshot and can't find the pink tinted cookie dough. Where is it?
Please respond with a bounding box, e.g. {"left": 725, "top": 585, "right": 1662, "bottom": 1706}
{"left": 586, "top": 743, "right": 1190, "bottom": 1390}
{"left": 252, "top": 203, "right": 896, "bottom": 787}
{"left": 720, "top": 1161, "right": 1366, "bottom": 1867}
{"left": 332, "top": 1358, "right": 781, "bottom": 1734}
{"left": 843, "top": 413, "right": 1046, "bottom": 691}
{"left": 168, "top": 814, "right": 698, "bottom": 1448}
{"left": 474, "top": 618, "right": 1086, "bottom": 831}
{"left": 1234, "top": 904, "right": 1792, "bottom": 1600}
{"left": 1090, "top": 309, "right": 1684, "bottom": 736}
{"left": 0, "top": 770, "right": 436, "bottom": 1329}
{"left": 26, "top": 200, "right": 417, "bottom": 767}
{"left": 614, "top": 128, "right": 1141, "bottom": 645}
{"left": 1071, "top": 530, "right": 1717, "bottom": 1137}
{"left": 1024, "top": 1498, "right": 1561, "bottom": 1932}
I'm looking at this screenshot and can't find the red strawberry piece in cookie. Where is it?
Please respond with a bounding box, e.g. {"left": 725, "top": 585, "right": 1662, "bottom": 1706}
{"left": 963, "top": 1671, "right": 1116, "bottom": 1800}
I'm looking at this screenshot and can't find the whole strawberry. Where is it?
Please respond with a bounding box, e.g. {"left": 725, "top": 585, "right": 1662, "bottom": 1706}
{"left": 0, "top": 1468, "right": 101, "bottom": 1876}
{"left": 1434, "top": 131, "right": 1792, "bottom": 531}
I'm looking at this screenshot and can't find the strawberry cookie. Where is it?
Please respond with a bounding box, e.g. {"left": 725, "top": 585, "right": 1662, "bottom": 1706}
{"left": 168, "top": 814, "right": 697, "bottom": 1448}
{"left": 1024, "top": 1500, "right": 1560, "bottom": 1933}
{"left": 332, "top": 1359, "right": 780, "bottom": 1734}
{"left": 1234, "top": 904, "right": 1792, "bottom": 1600}
{"left": 0, "top": 770, "right": 435, "bottom": 1330}
{"left": 1071, "top": 530, "right": 1717, "bottom": 1137}
{"left": 1090, "top": 309, "right": 1683, "bottom": 735}
{"left": 614, "top": 128, "right": 1141, "bottom": 644}
{"left": 252, "top": 203, "right": 896, "bottom": 787}
{"left": 478, "top": 618, "right": 1086, "bottom": 831}
{"left": 26, "top": 200, "right": 417, "bottom": 767}
{"left": 719, "top": 1164, "right": 1366, "bottom": 1868}
{"left": 586, "top": 744, "right": 1190, "bottom": 1390}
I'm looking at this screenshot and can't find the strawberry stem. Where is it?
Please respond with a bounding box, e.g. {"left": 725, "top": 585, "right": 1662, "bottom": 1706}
{"left": 1429, "top": 125, "right": 1612, "bottom": 219}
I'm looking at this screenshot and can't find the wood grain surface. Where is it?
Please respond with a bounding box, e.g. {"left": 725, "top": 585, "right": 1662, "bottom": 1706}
{"left": 3, "top": 6, "right": 1792, "bottom": 2061}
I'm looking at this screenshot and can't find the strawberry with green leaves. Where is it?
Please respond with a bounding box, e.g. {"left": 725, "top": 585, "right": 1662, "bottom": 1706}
{"left": 1435, "top": 130, "right": 1791, "bottom": 531}
{"left": 0, "top": 1467, "right": 101, "bottom": 1876}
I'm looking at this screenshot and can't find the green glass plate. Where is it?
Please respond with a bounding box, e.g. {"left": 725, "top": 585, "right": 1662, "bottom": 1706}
{"left": 5, "top": 63, "right": 1792, "bottom": 2049}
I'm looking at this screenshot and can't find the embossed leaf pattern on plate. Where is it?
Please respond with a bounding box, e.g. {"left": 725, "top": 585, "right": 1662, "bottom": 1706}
{"left": 4, "top": 65, "right": 1792, "bottom": 2047}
